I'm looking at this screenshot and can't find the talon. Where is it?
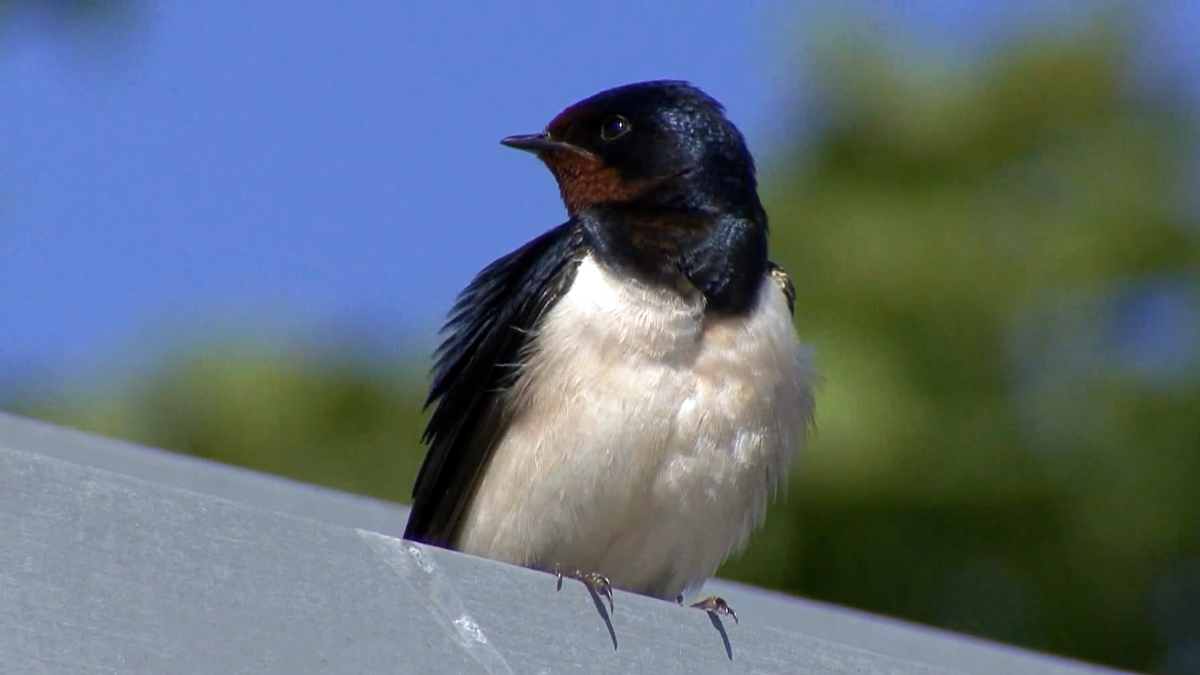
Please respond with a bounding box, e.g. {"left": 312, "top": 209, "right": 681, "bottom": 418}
{"left": 691, "top": 596, "right": 738, "bottom": 624}
{"left": 553, "top": 566, "right": 614, "bottom": 613}
{"left": 578, "top": 571, "right": 614, "bottom": 614}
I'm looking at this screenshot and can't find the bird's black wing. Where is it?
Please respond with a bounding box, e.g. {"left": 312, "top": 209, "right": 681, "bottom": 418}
{"left": 404, "top": 221, "right": 584, "bottom": 546}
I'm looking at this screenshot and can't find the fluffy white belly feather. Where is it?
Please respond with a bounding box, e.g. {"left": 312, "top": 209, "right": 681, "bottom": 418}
{"left": 455, "top": 254, "right": 815, "bottom": 600}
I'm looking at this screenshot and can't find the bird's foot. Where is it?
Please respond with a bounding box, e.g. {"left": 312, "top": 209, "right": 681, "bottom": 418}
{"left": 685, "top": 595, "right": 738, "bottom": 624}
{"left": 554, "top": 564, "right": 614, "bottom": 613}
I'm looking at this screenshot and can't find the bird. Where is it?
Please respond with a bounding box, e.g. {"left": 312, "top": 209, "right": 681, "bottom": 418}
{"left": 403, "top": 80, "right": 816, "bottom": 622}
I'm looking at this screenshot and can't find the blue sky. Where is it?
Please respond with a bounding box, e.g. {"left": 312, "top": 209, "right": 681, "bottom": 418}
{"left": 2, "top": 1, "right": 1197, "bottom": 393}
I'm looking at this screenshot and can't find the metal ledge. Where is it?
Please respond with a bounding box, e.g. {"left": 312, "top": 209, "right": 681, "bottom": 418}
{"left": 0, "top": 413, "right": 1131, "bottom": 674}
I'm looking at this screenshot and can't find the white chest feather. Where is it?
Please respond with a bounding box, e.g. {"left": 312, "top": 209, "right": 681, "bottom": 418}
{"left": 455, "top": 255, "right": 815, "bottom": 600}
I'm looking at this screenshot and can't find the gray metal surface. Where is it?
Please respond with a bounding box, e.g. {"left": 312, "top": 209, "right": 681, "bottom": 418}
{"left": 0, "top": 413, "right": 1134, "bottom": 674}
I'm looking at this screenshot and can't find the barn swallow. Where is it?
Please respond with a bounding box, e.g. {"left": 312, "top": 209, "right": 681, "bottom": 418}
{"left": 404, "top": 80, "right": 816, "bottom": 623}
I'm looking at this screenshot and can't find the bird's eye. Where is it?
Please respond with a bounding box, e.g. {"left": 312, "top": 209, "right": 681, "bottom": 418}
{"left": 599, "top": 115, "right": 631, "bottom": 141}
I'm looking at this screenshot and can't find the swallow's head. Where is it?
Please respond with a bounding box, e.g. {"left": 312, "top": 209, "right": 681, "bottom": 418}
{"left": 501, "top": 80, "right": 761, "bottom": 218}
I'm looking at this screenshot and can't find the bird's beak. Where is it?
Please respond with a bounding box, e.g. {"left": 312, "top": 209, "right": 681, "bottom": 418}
{"left": 500, "top": 132, "right": 586, "bottom": 156}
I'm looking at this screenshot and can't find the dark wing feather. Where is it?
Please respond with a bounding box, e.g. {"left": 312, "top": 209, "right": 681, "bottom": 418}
{"left": 404, "top": 221, "right": 584, "bottom": 546}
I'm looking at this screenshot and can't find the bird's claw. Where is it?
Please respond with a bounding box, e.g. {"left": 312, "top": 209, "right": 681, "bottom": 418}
{"left": 554, "top": 564, "right": 614, "bottom": 613}
{"left": 690, "top": 595, "right": 738, "bottom": 624}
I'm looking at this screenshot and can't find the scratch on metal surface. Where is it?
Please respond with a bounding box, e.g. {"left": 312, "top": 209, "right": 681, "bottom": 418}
{"left": 358, "top": 530, "right": 514, "bottom": 675}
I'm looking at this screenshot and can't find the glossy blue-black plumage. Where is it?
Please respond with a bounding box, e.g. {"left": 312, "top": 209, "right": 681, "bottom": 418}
{"left": 579, "top": 204, "right": 768, "bottom": 316}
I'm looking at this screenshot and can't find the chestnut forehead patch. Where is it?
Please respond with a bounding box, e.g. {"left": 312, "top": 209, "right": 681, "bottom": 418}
{"left": 546, "top": 102, "right": 595, "bottom": 138}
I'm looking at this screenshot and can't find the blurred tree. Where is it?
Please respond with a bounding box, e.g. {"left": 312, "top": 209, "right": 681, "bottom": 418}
{"left": 727, "top": 13, "right": 1200, "bottom": 672}
{"left": 0, "top": 0, "right": 136, "bottom": 35}
{"left": 7, "top": 11, "right": 1200, "bottom": 674}
{"left": 0, "top": 0, "right": 139, "bottom": 54}
{"left": 9, "top": 335, "right": 431, "bottom": 502}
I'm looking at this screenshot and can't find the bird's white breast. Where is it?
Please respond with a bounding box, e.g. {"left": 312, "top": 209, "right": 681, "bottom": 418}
{"left": 455, "top": 254, "right": 815, "bottom": 600}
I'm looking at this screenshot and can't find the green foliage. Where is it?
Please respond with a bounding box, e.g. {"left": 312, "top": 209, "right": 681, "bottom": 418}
{"left": 14, "top": 340, "right": 432, "bottom": 504}
{"left": 739, "top": 15, "right": 1200, "bottom": 671}
{"left": 9, "top": 14, "right": 1199, "bottom": 673}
